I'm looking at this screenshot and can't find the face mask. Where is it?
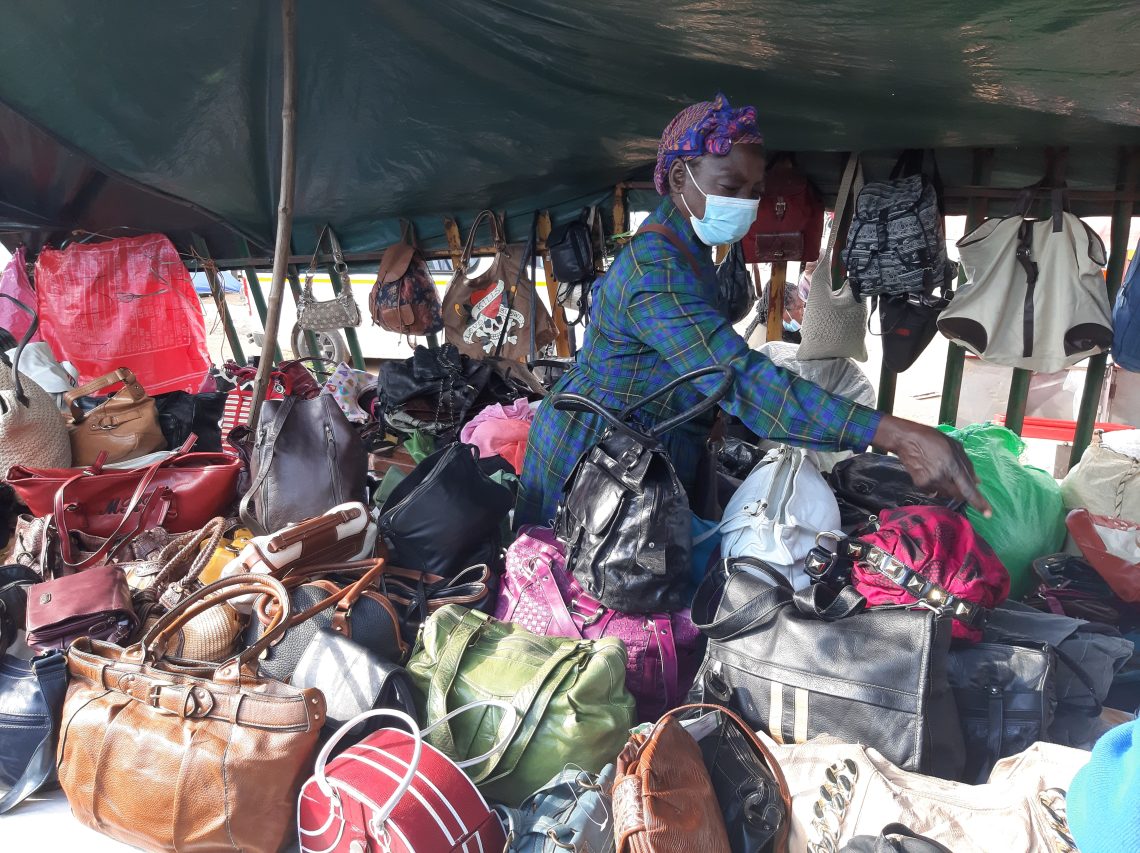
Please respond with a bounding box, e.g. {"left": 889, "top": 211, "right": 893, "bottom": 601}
{"left": 679, "top": 161, "right": 759, "bottom": 246}
{"left": 783, "top": 318, "right": 801, "bottom": 333}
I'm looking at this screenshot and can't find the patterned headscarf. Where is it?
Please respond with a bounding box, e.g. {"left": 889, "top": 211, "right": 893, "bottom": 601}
{"left": 653, "top": 93, "right": 764, "bottom": 195}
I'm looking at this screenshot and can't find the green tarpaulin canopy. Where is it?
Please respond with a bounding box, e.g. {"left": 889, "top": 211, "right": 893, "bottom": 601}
{"left": 1, "top": 1, "right": 1138, "bottom": 259}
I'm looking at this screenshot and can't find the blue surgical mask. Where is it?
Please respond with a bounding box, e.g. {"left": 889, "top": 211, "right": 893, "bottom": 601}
{"left": 783, "top": 318, "right": 801, "bottom": 333}
{"left": 680, "top": 161, "right": 760, "bottom": 246}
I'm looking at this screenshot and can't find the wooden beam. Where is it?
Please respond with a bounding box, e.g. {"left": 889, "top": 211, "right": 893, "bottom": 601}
{"left": 766, "top": 262, "right": 786, "bottom": 342}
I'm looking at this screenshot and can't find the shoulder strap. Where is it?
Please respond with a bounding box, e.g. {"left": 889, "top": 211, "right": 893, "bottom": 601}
{"left": 690, "top": 558, "right": 794, "bottom": 640}
{"left": 0, "top": 652, "right": 68, "bottom": 814}
{"left": 636, "top": 223, "right": 704, "bottom": 277}
{"left": 0, "top": 293, "right": 38, "bottom": 407}
{"left": 238, "top": 395, "right": 298, "bottom": 534}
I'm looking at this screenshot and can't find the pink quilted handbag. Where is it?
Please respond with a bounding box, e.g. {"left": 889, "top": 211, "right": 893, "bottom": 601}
{"left": 495, "top": 526, "right": 703, "bottom": 721}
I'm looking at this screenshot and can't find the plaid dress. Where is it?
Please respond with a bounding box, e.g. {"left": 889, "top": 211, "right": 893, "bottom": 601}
{"left": 516, "top": 199, "right": 881, "bottom": 527}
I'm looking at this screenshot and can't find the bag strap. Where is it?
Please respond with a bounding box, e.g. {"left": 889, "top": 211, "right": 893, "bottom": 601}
{"left": 238, "top": 395, "right": 298, "bottom": 534}
{"left": 821, "top": 154, "right": 860, "bottom": 269}
{"left": 791, "top": 583, "right": 867, "bottom": 621}
{"left": 690, "top": 557, "right": 795, "bottom": 640}
{"left": 0, "top": 293, "right": 38, "bottom": 408}
{"left": 64, "top": 367, "right": 141, "bottom": 414}
{"left": 253, "top": 559, "right": 387, "bottom": 631}
{"left": 460, "top": 210, "right": 506, "bottom": 267}
{"left": 0, "top": 651, "right": 67, "bottom": 814}
{"left": 636, "top": 223, "right": 703, "bottom": 278}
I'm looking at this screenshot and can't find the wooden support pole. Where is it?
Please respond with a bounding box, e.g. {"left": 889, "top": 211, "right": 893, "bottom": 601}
{"left": 191, "top": 235, "right": 245, "bottom": 364}
{"left": 537, "top": 211, "right": 572, "bottom": 357}
{"left": 247, "top": 0, "right": 297, "bottom": 431}
{"left": 766, "top": 262, "right": 786, "bottom": 342}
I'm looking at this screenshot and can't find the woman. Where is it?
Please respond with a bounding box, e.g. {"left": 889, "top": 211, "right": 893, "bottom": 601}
{"left": 516, "top": 94, "right": 989, "bottom": 526}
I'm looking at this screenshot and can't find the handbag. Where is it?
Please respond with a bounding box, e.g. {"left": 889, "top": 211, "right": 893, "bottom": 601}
{"left": 58, "top": 573, "right": 326, "bottom": 853}
{"left": 298, "top": 705, "right": 515, "bottom": 853}
{"left": 877, "top": 285, "right": 953, "bottom": 373}
{"left": 689, "top": 557, "right": 965, "bottom": 780}
{"left": 239, "top": 394, "right": 369, "bottom": 536}
{"left": 798, "top": 155, "right": 869, "bottom": 362}
{"left": 292, "top": 627, "right": 418, "bottom": 732}
{"left": 719, "top": 445, "right": 842, "bottom": 589}
{"left": 378, "top": 442, "right": 513, "bottom": 578}
{"left": 716, "top": 241, "right": 757, "bottom": 323}
{"left": 407, "top": 604, "right": 636, "bottom": 806}
{"left": 678, "top": 703, "right": 791, "bottom": 853}
{"left": 152, "top": 389, "right": 228, "bottom": 452}
{"left": 441, "top": 210, "right": 556, "bottom": 361}
{"left": 0, "top": 564, "right": 39, "bottom": 652}
{"left": 243, "top": 558, "right": 406, "bottom": 681}
{"left": 947, "top": 640, "right": 1056, "bottom": 783}
{"left": 1061, "top": 437, "right": 1140, "bottom": 524}
{"left": 495, "top": 526, "right": 704, "bottom": 721}
{"left": 379, "top": 562, "right": 495, "bottom": 646}
{"left": 743, "top": 154, "right": 825, "bottom": 263}
{"left": 64, "top": 366, "right": 167, "bottom": 466}
{"left": 370, "top": 223, "right": 445, "bottom": 336}
{"left": 0, "top": 651, "right": 68, "bottom": 814}
{"left": 0, "top": 294, "right": 71, "bottom": 476}
{"left": 552, "top": 364, "right": 735, "bottom": 614}
{"left": 1065, "top": 507, "right": 1140, "bottom": 602}
{"left": 938, "top": 186, "right": 1112, "bottom": 373}
{"left": 297, "top": 225, "right": 363, "bottom": 331}
{"left": 828, "top": 453, "right": 955, "bottom": 529}
{"left": 1113, "top": 234, "right": 1140, "bottom": 370}
{"left": 320, "top": 361, "right": 376, "bottom": 423}
{"left": 612, "top": 711, "right": 732, "bottom": 852}
{"left": 841, "top": 826, "right": 953, "bottom": 853}
{"left": 496, "top": 764, "right": 617, "bottom": 853}
{"left": 25, "top": 562, "right": 137, "bottom": 651}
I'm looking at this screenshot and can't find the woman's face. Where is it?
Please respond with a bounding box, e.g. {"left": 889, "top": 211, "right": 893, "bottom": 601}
{"left": 668, "top": 143, "right": 766, "bottom": 220}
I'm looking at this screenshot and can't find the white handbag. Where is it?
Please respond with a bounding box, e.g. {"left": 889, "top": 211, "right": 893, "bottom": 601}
{"left": 939, "top": 190, "right": 1112, "bottom": 373}
{"left": 718, "top": 445, "right": 841, "bottom": 588}
{"left": 756, "top": 731, "right": 1087, "bottom": 853}
{"left": 798, "top": 155, "right": 869, "bottom": 362}
{"left": 1061, "top": 435, "right": 1140, "bottom": 524}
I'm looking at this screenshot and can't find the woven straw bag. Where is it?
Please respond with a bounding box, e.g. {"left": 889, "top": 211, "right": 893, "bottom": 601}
{"left": 798, "top": 156, "right": 869, "bottom": 362}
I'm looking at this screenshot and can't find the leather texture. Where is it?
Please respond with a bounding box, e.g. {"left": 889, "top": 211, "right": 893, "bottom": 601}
{"left": 222, "top": 501, "right": 375, "bottom": 579}
{"left": 744, "top": 156, "right": 824, "bottom": 264}
{"left": 293, "top": 627, "right": 418, "bottom": 731}
{"left": 496, "top": 763, "right": 617, "bottom": 853}
{"left": 0, "top": 293, "right": 71, "bottom": 476}
{"left": 496, "top": 526, "right": 704, "bottom": 721}
{"left": 240, "top": 394, "right": 368, "bottom": 536}
{"left": 244, "top": 559, "right": 406, "bottom": 681}
{"left": 0, "top": 564, "right": 39, "bottom": 652}
{"left": 828, "top": 453, "right": 953, "bottom": 528}
{"left": 65, "top": 367, "right": 166, "bottom": 466}
{"left": 378, "top": 443, "right": 513, "bottom": 578}
{"left": 612, "top": 714, "right": 731, "bottom": 852}
{"left": 370, "top": 239, "right": 444, "bottom": 336}
{"left": 57, "top": 573, "right": 326, "bottom": 853}
{"left": 947, "top": 641, "right": 1055, "bottom": 783}
{"left": 407, "top": 604, "right": 636, "bottom": 806}
{"left": 689, "top": 558, "right": 965, "bottom": 781}
{"left": 0, "top": 651, "right": 67, "bottom": 813}
{"left": 1065, "top": 507, "right": 1140, "bottom": 603}
{"left": 25, "top": 563, "right": 137, "bottom": 651}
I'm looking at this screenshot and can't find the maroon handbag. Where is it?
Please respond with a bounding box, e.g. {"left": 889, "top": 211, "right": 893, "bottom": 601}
{"left": 742, "top": 155, "right": 824, "bottom": 263}
{"left": 25, "top": 563, "right": 136, "bottom": 651}
{"left": 6, "top": 438, "right": 241, "bottom": 563}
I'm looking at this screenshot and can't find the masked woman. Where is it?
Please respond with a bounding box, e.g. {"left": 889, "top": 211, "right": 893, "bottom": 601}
{"left": 516, "top": 94, "right": 988, "bottom": 526}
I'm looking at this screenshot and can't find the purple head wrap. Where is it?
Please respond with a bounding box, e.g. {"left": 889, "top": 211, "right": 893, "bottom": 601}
{"left": 653, "top": 93, "right": 764, "bottom": 195}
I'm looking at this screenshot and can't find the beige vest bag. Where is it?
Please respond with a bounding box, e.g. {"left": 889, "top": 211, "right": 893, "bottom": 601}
{"left": 939, "top": 190, "right": 1112, "bottom": 373}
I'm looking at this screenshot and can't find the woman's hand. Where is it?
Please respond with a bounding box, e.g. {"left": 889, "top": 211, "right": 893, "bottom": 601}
{"left": 873, "top": 415, "right": 993, "bottom": 517}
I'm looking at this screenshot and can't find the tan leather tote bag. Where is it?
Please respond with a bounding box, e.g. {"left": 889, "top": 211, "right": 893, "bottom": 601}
{"left": 65, "top": 366, "right": 166, "bottom": 465}
{"left": 57, "top": 573, "right": 325, "bottom": 853}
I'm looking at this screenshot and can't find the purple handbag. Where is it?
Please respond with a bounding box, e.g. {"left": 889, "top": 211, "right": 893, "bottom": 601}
{"left": 495, "top": 526, "right": 704, "bottom": 721}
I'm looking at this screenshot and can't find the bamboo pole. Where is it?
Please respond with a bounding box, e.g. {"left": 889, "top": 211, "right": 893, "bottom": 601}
{"left": 247, "top": 0, "right": 297, "bottom": 431}
{"left": 765, "top": 262, "right": 787, "bottom": 342}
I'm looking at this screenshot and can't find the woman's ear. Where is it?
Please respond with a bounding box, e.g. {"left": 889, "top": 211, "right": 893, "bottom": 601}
{"left": 668, "top": 159, "right": 688, "bottom": 195}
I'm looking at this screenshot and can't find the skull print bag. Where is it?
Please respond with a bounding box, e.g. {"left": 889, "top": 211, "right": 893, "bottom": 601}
{"left": 442, "top": 210, "right": 555, "bottom": 362}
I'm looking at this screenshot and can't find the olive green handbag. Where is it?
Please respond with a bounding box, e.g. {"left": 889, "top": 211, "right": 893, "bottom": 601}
{"left": 407, "top": 605, "right": 636, "bottom": 806}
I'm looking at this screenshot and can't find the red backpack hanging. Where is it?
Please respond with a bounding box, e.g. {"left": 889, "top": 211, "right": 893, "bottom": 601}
{"left": 742, "top": 154, "right": 824, "bottom": 263}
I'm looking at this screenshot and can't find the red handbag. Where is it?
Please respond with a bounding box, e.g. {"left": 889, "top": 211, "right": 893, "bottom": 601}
{"left": 742, "top": 155, "right": 824, "bottom": 263}
{"left": 298, "top": 705, "right": 514, "bottom": 853}
{"left": 6, "top": 437, "right": 241, "bottom": 570}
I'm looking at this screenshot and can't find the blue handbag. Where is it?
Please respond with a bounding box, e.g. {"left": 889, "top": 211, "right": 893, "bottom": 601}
{"left": 495, "top": 763, "right": 616, "bottom": 853}
{"left": 0, "top": 651, "right": 67, "bottom": 813}
{"left": 1112, "top": 236, "right": 1140, "bottom": 371}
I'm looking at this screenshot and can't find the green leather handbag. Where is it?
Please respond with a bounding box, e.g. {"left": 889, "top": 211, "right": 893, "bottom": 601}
{"left": 407, "top": 605, "right": 636, "bottom": 806}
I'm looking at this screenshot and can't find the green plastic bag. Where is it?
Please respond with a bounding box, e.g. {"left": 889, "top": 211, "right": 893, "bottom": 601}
{"left": 938, "top": 423, "right": 1066, "bottom": 598}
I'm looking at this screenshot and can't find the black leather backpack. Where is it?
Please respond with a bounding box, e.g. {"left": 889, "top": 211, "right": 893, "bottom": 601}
{"left": 551, "top": 365, "right": 733, "bottom": 614}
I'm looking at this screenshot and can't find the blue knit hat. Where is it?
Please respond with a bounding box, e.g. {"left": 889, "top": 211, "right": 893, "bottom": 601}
{"left": 1067, "top": 718, "right": 1140, "bottom": 853}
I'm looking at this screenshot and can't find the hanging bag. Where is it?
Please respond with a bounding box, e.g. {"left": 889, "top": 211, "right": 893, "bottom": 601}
{"left": 743, "top": 153, "right": 825, "bottom": 263}
{"left": 370, "top": 221, "right": 444, "bottom": 337}
{"left": 798, "top": 155, "right": 869, "bottom": 361}
{"left": 297, "top": 225, "right": 362, "bottom": 331}
{"left": 938, "top": 186, "right": 1111, "bottom": 373}
{"left": 552, "top": 364, "right": 734, "bottom": 614}
{"left": 1113, "top": 235, "right": 1140, "bottom": 370}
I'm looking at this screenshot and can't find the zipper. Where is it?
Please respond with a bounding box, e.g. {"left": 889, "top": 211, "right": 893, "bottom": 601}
{"left": 324, "top": 424, "right": 340, "bottom": 502}
{"left": 31, "top": 615, "right": 121, "bottom": 643}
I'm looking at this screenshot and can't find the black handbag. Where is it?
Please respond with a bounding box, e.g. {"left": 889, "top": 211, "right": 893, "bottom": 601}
{"left": 689, "top": 557, "right": 965, "bottom": 781}
{"left": 878, "top": 283, "right": 952, "bottom": 373}
{"left": 842, "top": 825, "right": 953, "bottom": 853}
{"left": 828, "top": 452, "right": 960, "bottom": 530}
{"left": 547, "top": 217, "right": 595, "bottom": 285}
{"left": 946, "top": 640, "right": 1056, "bottom": 783}
{"left": 0, "top": 651, "right": 68, "bottom": 813}
{"left": 378, "top": 562, "right": 496, "bottom": 646}
{"left": 551, "top": 365, "right": 734, "bottom": 614}
{"left": 0, "top": 564, "right": 39, "bottom": 653}
{"left": 378, "top": 443, "right": 513, "bottom": 578}
{"left": 716, "top": 241, "right": 757, "bottom": 324}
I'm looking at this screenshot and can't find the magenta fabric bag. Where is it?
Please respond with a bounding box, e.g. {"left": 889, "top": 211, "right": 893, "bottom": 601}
{"left": 851, "top": 506, "right": 1010, "bottom": 642}
{"left": 0, "top": 247, "right": 41, "bottom": 342}
{"left": 495, "top": 526, "right": 704, "bottom": 721}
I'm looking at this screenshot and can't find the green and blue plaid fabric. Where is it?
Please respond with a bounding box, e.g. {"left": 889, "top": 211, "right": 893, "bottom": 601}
{"left": 516, "top": 199, "right": 881, "bottom": 526}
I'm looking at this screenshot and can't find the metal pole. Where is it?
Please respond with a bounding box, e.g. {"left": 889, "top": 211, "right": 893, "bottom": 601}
{"left": 287, "top": 265, "right": 321, "bottom": 358}
{"left": 322, "top": 226, "right": 366, "bottom": 369}
{"left": 247, "top": 0, "right": 297, "bottom": 430}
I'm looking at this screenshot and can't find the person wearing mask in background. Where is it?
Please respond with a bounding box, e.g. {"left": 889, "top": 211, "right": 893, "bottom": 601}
{"left": 515, "top": 93, "right": 991, "bottom": 527}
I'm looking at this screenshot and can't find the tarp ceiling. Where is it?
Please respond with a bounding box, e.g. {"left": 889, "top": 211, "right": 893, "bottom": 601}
{"left": 1, "top": 1, "right": 1139, "bottom": 261}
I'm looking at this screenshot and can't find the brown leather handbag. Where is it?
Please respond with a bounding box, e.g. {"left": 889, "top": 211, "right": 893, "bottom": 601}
{"left": 25, "top": 563, "right": 137, "bottom": 651}
{"left": 57, "top": 573, "right": 325, "bottom": 853}
{"left": 370, "top": 223, "right": 445, "bottom": 336}
{"left": 65, "top": 367, "right": 167, "bottom": 465}
{"left": 613, "top": 712, "right": 732, "bottom": 852}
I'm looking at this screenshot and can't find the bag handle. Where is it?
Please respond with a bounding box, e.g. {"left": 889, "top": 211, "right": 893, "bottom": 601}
{"left": 0, "top": 651, "right": 68, "bottom": 814}
{"left": 0, "top": 293, "right": 38, "bottom": 408}
{"left": 64, "top": 367, "right": 145, "bottom": 420}
{"left": 149, "top": 516, "right": 228, "bottom": 594}
{"left": 791, "top": 582, "right": 867, "bottom": 621}
{"left": 691, "top": 557, "right": 795, "bottom": 640}
{"left": 238, "top": 395, "right": 297, "bottom": 535}
{"left": 253, "top": 558, "right": 387, "bottom": 631}
{"left": 459, "top": 210, "right": 507, "bottom": 267}
{"left": 662, "top": 702, "right": 793, "bottom": 853}
{"left": 303, "top": 225, "right": 350, "bottom": 298}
